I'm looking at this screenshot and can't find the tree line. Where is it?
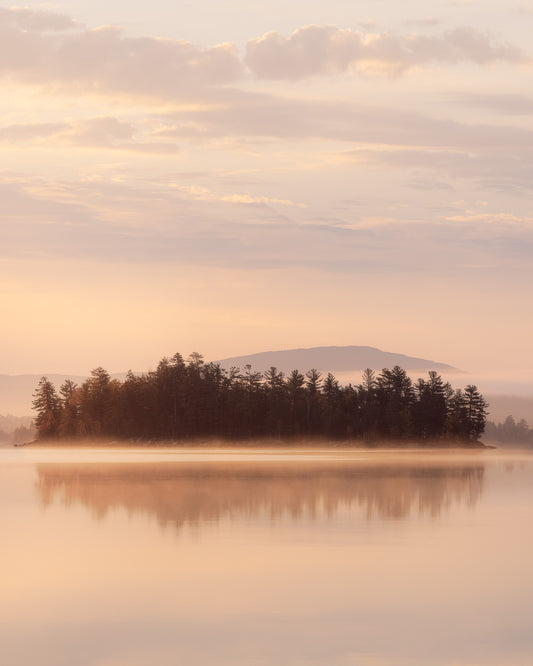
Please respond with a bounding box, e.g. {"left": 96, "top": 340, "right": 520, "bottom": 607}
{"left": 0, "top": 415, "right": 35, "bottom": 445}
{"left": 484, "top": 415, "right": 533, "bottom": 446}
{"left": 32, "top": 352, "right": 488, "bottom": 444}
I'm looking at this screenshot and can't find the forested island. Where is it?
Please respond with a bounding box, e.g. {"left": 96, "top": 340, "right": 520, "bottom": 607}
{"left": 31, "top": 352, "right": 488, "bottom": 445}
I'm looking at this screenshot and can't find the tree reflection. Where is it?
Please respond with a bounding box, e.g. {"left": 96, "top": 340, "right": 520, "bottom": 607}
{"left": 36, "top": 459, "right": 484, "bottom": 528}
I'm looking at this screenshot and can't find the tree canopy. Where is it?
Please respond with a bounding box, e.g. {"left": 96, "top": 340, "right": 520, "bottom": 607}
{"left": 32, "top": 354, "right": 488, "bottom": 445}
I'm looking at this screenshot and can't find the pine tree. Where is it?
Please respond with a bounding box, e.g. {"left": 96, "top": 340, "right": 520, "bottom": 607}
{"left": 264, "top": 367, "right": 286, "bottom": 437}
{"left": 286, "top": 369, "right": 306, "bottom": 436}
{"left": 463, "top": 385, "right": 488, "bottom": 441}
{"left": 305, "top": 369, "right": 323, "bottom": 434}
{"left": 79, "top": 367, "right": 111, "bottom": 436}
{"left": 376, "top": 366, "right": 414, "bottom": 438}
{"left": 58, "top": 379, "right": 79, "bottom": 437}
{"left": 32, "top": 377, "right": 60, "bottom": 439}
{"left": 412, "top": 371, "right": 447, "bottom": 440}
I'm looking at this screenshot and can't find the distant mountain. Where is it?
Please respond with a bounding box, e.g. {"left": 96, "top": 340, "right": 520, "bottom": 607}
{"left": 217, "top": 346, "right": 458, "bottom": 375}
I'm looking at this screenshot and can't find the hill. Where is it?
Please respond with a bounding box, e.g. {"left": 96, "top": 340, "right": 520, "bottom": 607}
{"left": 217, "top": 346, "right": 458, "bottom": 375}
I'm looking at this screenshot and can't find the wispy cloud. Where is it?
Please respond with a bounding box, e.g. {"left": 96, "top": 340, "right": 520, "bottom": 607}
{"left": 405, "top": 18, "right": 443, "bottom": 28}
{"left": 160, "top": 96, "right": 533, "bottom": 151}
{"left": 516, "top": 2, "right": 533, "bottom": 16}
{"left": 331, "top": 141, "right": 533, "bottom": 194}
{"left": 0, "top": 122, "right": 65, "bottom": 141}
{"left": 5, "top": 99, "right": 533, "bottom": 157}
{"left": 450, "top": 93, "right": 533, "bottom": 114}
{"left": 2, "top": 175, "right": 532, "bottom": 273}
{"left": 245, "top": 25, "right": 527, "bottom": 79}
{"left": 167, "top": 183, "right": 306, "bottom": 208}
{"left": 0, "top": 7, "right": 79, "bottom": 32}
{"left": 445, "top": 212, "right": 533, "bottom": 227}
{"left": 0, "top": 118, "right": 178, "bottom": 153}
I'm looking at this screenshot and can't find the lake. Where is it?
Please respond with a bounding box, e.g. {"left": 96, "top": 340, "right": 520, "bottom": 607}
{"left": 1, "top": 446, "right": 532, "bottom": 666}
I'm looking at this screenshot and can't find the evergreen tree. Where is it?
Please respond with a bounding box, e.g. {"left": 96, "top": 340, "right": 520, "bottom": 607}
{"left": 286, "top": 369, "right": 306, "bottom": 436}
{"left": 463, "top": 385, "right": 488, "bottom": 441}
{"left": 375, "top": 366, "right": 414, "bottom": 438}
{"left": 412, "top": 371, "right": 448, "bottom": 440}
{"left": 357, "top": 369, "right": 379, "bottom": 440}
{"left": 237, "top": 365, "right": 265, "bottom": 438}
{"left": 58, "top": 379, "right": 79, "bottom": 437}
{"left": 263, "top": 367, "right": 286, "bottom": 437}
{"left": 32, "top": 377, "right": 60, "bottom": 439}
{"left": 322, "top": 372, "right": 344, "bottom": 437}
{"left": 446, "top": 389, "right": 468, "bottom": 440}
{"left": 79, "top": 367, "right": 111, "bottom": 436}
{"left": 305, "top": 368, "right": 323, "bottom": 434}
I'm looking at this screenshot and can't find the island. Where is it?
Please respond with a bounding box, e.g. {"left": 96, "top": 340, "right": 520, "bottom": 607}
{"left": 31, "top": 352, "right": 488, "bottom": 446}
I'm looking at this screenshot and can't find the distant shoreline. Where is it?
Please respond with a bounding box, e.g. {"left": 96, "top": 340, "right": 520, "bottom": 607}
{"left": 19, "top": 437, "right": 494, "bottom": 450}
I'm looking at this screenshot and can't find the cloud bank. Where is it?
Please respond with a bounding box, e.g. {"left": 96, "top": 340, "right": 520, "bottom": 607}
{"left": 0, "top": 8, "right": 243, "bottom": 100}
{"left": 0, "top": 8, "right": 527, "bottom": 102}
{"left": 2, "top": 176, "right": 531, "bottom": 274}
{"left": 245, "top": 25, "right": 526, "bottom": 78}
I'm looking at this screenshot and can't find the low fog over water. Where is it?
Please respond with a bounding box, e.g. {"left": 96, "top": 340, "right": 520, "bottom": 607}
{"left": 1, "top": 447, "right": 532, "bottom": 666}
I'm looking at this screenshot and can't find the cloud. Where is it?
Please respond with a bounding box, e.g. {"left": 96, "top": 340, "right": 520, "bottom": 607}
{"left": 0, "top": 118, "right": 178, "bottom": 153}
{"left": 516, "top": 2, "right": 533, "bottom": 16}
{"left": 337, "top": 144, "right": 533, "bottom": 193}
{"left": 161, "top": 96, "right": 533, "bottom": 150}
{"left": 170, "top": 185, "right": 305, "bottom": 208}
{"left": 407, "top": 177, "right": 455, "bottom": 191}
{"left": 0, "top": 8, "right": 528, "bottom": 103}
{"left": 2, "top": 176, "right": 532, "bottom": 274}
{"left": 405, "top": 19, "right": 443, "bottom": 28}
{"left": 0, "top": 7, "right": 78, "bottom": 32}
{"left": 63, "top": 117, "right": 178, "bottom": 153}
{"left": 329, "top": 143, "right": 533, "bottom": 198}
{"left": 244, "top": 25, "right": 527, "bottom": 79}
{"left": 151, "top": 93, "right": 533, "bottom": 194}
{"left": 3, "top": 98, "right": 532, "bottom": 195}
{"left": 0, "top": 8, "right": 244, "bottom": 101}
{"left": 451, "top": 93, "right": 533, "bottom": 115}
{"left": 444, "top": 212, "right": 533, "bottom": 228}
{"left": 0, "top": 122, "right": 66, "bottom": 141}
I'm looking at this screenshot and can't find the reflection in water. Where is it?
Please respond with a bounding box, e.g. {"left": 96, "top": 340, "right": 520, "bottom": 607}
{"left": 6, "top": 452, "right": 533, "bottom": 666}
{"left": 36, "top": 459, "right": 484, "bottom": 527}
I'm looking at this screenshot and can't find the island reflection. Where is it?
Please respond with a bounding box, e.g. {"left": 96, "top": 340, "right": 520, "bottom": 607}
{"left": 35, "top": 455, "right": 485, "bottom": 529}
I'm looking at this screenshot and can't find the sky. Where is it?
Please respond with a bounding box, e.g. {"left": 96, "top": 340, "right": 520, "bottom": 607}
{"left": 1, "top": 0, "right": 533, "bottom": 383}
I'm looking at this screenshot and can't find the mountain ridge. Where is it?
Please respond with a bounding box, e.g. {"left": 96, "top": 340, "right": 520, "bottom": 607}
{"left": 217, "top": 345, "right": 458, "bottom": 374}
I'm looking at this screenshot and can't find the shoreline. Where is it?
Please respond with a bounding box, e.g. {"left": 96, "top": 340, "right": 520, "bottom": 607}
{"left": 17, "top": 437, "right": 495, "bottom": 450}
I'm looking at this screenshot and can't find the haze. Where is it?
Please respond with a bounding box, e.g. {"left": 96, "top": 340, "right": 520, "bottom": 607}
{"left": 0, "top": 0, "right": 532, "bottom": 380}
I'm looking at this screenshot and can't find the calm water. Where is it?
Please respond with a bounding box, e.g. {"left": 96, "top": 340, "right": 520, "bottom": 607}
{"left": 1, "top": 446, "right": 532, "bottom": 666}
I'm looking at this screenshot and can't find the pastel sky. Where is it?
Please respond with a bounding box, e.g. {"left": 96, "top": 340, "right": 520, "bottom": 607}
{"left": 1, "top": 0, "right": 533, "bottom": 382}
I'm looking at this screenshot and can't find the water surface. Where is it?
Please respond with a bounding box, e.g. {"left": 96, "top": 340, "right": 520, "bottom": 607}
{"left": 1, "top": 447, "right": 532, "bottom": 666}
